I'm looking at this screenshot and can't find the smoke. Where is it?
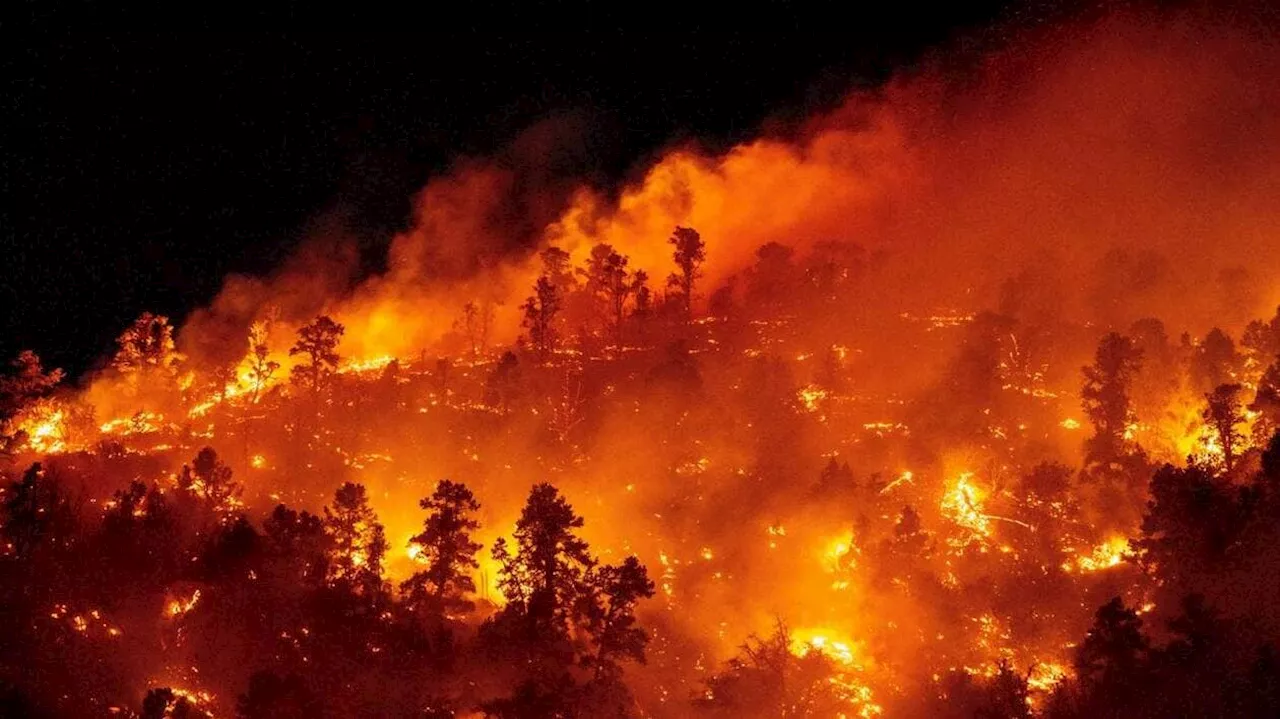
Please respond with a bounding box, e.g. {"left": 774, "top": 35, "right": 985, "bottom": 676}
{"left": 162, "top": 3, "right": 1279, "bottom": 375}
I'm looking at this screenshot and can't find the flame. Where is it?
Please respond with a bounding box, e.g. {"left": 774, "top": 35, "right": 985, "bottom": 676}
{"left": 797, "top": 385, "right": 828, "bottom": 412}
{"left": 941, "top": 472, "right": 991, "bottom": 546}
{"left": 790, "top": 631, "right": 860, "bottom": 667}
{"left": 164, "top": 589, "right": 201, "bottom": 619}
{"left": 15, "top": 404, "right": 70, "bottom": 454}
{"left": 338, "top": 355, "right": 396, "bottom": 375}
{"left": 1063, "top": 536, "right": 1130, "bottom": 573}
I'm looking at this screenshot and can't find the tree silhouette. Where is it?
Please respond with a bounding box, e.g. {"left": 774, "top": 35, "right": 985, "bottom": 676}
{"left": 576, "top": 555, "right": 655, "bottom": 678}
{"left": 457, "top": 301, "right": 495, "bottom": 358}
{"left": 745, "top": 242, "right": 798, "bottom": 315}
{"left": 521, "top": 276, "right": 562, "bottom": 362}
{"left": 1203, "top": 383, "right": 1247, "bottom": 471}
{"left": 289, "top": 316, "right": 344, "bottom": 398}
{"left": 401, "top": 480, "right": 483, "bottom": 619}
{"left": 492, "top": 483, "right": 594, "bottom": 640}
{"left": 323, "top": 482, "right": 388, "bottom": 600}
{"left": 1081, "top": 332, "right": 1142, "bottom": 465}
{"left": 595, "top": 246, "right": 640, "bottom": 346}
{"left": 1136, "top": 464, "right": 1241, "bottom": 592}
{"left": 177, "top": 446, "right": 242, "bottom": 509}
{"left": 1074, "top": 597, "right": 1149, "bottom": 702}
{"left": 539, "top": 246, "right": 576, "bottom": 295}
{"left": 667, "top": 226, "right": 705, "bottom": 321}
{"left": 631, "top": 269, "right": 652, "bottom": 342}
{"left": 262, "top": 504, "right": 330, "bottom": 588}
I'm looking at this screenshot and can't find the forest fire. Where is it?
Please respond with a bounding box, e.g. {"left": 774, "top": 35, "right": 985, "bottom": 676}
{"left": 4, "top": 5, "right": 1280, "bottom": 718}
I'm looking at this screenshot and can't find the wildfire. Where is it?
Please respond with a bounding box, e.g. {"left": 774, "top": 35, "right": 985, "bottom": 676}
{"left": 15, "top": 403, "right": 69, "bottom": 454}
{"left": 791, "top": 631, "right": 860, "bottom": 666}
{"left": 879, "top": 470, "right": 914, "bottom": 495}
{"left": 789, "top": 630, "right": 882, "bottom": 717}
{"left": 941, "top": 472, "right": 991, "bottom": 546}
{"left": 1027, "top": 662, "right": 1071, "bottom": 693}
{"left": 164, "top": 589, "right": 202, "bottom": 619}
{"left": 823, "top": 533, "right": 857, "bottom": 574}
{"left": 797, "top": 385, "right": 827, "bottom": 412}
{"left": 1063, "top": 536, "right": 1130, "bottom": 573}
{"left": 99, "top": 411, "right": 165, "bottom": 436}
{"left": 338, "top": 355, "right": 396, "bottom": 375}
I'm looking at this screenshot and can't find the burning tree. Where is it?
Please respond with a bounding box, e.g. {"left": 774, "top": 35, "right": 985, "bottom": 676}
{"left": 667, "top": 226, "right": 705, "bottom": 321}
{"left": 112, "top": 312, "right": 181, "bottom": 376}
{"left": 289, "top": 315, "right": 344, "bottom": 399}
{"left": 245, "top": 320, "right": 280, "bottom": 404}
{"left": 401, "top": 480, "right": 483, "bottom": 619}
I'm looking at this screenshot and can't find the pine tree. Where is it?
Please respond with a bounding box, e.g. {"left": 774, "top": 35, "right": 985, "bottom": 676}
{"left": 667, "top": 226, "right": 705, "bottom": 321}
{"left": 401, "top": 480, "right": 483, "bottom": 619}
{"left": 289, "top": 316, "right": 344, "bottom": 397}
{"left": 521, "top": 276, "right": 562, "bottom": 362}
{"left": 1081, "top": 332, "right": 1143, "bottom": 465}
{"left": 492, "top": 483, "right": 594, "bottom": 639}
{"left": 323, "top": 482, "right": 388, "bottom": 600}
{"left": 1202, "top": 383, "right": 1247, "bottom": 471}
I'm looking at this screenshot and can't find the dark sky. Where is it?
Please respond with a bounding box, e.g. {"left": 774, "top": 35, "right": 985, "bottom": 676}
{"left": 3, "top": 14, "right": 1025, "bottom": 378}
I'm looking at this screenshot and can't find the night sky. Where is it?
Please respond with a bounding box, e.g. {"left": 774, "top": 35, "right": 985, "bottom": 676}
{"left": 3, "top": 15, "right": 1027, "bottom": 377}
